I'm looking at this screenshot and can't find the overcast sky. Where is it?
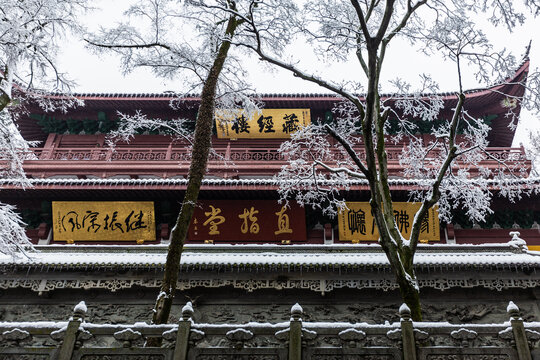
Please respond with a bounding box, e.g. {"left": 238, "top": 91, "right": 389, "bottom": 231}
{"left": 57, "top": 1, "right": 540, "bottom": 148}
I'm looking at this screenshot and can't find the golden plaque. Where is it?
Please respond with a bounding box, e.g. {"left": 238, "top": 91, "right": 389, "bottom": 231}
{"left": 216, "top": 109, "right": 311, "bottom": 139}
{"left": 338, "top": 202, "right": 440, "bottom": 242}
{"left": 52, "top": 201, "right": 156, "bottom": 242}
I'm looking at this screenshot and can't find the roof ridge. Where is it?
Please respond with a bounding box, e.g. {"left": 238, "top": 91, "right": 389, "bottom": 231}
{"left": 49, "top": 60, "right": 528, "bottom": 100}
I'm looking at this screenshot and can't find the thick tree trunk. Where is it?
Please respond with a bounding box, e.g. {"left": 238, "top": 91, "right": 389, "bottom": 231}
{"left": 397, "top": 273, "right": 422, "bottom": 321}
{"left": 382, "top": 242, "right": 422, "bottom": 321}
{"left": 0, "top": 83, "right": 11, "bottom": 111}
{"left": 147, "top": 15, "right": 238, "bottom": 344}
{"left": 0, "top": 93, "right": 9, "bottom": 111}
{"left": 394, "top": 259, "right": 422, "bottom": 321}
{"left": 0, "top": 64, "right": 13, "bottom": 112}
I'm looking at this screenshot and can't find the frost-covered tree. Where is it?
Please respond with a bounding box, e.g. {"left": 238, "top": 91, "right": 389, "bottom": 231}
{"left": 0, "top": 109, "right": 34, "bottom": 258}
{"left": 87, "top": 0, "right": 290, "bottom": 330}
{"left": 218, "top": 0, "right": 540, "bottom": 320}
{"left": 0, "top": 0, "right": 87, "bottom": 110}
{"left": 527, "top": 129, "right": 540, "bottom": 176}
{"left": 0, "top": 0, "right": 87, "bottom": 257}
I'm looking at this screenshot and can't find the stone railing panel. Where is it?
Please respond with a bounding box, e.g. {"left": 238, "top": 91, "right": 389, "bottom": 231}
{"left": 0, "top": 301, "right": 538, "bottom": 360}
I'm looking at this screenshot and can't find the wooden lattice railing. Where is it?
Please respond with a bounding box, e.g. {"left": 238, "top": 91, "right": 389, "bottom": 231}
{"left": 26, "top": 145, "right": 527, "bottom": 163}
{"left": 7, "top": 143, "right": 528, "bottom": 179}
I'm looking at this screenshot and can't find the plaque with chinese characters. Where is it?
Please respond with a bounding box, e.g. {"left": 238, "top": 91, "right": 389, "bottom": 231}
{"left": 188, "top": 201, "right": 306, "bottom": 242}
{"left": 215, "top": 109, "right": 311, "bottom": 139}
{"left": 338, "top": 202, "right": 440, "bottom": 242}
{"left": 52, "top": 201, "right": 156, "bottom": 242}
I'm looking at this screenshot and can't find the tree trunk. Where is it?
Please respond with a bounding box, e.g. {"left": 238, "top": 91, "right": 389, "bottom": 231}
{"left": 383, "top": 243, "right": 422, "bottom": 321}
{"left": 395, "top": 266, "right": 422, "bottom": 321}
{"left": 0, "top": 64, "right": 13, "bottom": 112}
{"left": 0, "top": 81, "right": 11, "bottom": 111}
{"left": 146, "top": 15, "right": 239, "bottom": 344}
{"left": 0, "top": 93, "right": 9, "bottom": 111}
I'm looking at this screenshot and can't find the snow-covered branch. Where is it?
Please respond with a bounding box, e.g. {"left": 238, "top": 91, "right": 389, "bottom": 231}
{"left": 0, "top": 203, "right": 33, "bottom": 258}
{"left": 0, "top": 0, "right": 90, "bottom": 258}
{"left": 0, "top": 0, "right": 89, "bottom": 97}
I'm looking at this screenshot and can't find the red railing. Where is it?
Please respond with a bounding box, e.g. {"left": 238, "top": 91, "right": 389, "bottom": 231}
{"left": 27, "top": 145, "right": 528, "bottom": 162}
{"left": 29, "top": 146, "right": 288, "bottom": 162}
{"left": 16, "top": 144, "right": 529, "bottom": 180}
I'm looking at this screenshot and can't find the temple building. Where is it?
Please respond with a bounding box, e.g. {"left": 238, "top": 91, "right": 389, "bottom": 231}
{"left": 0, "top": 60, "right": 539, "bottom": 325}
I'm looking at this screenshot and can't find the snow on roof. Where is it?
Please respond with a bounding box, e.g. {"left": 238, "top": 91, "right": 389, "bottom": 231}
{"left": 0, "top": 177, "right": 539, "bottom": 188}
{"left": 1, "top": 243, "right": 539, "bottom": 270}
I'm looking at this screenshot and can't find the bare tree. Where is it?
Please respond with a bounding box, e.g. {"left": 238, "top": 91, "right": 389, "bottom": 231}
{"left": 0, "top": 0, "right": 88, "bottom": 257}
{"left": 0, "top": 0, "right": 87, "bottom": 110}
{"left": 86, "top": 0, "right": 290, "bottom": 331}
{"left": 526, "top": 129, "right": 540, "bottom": 176}
{"left": 215, "top": 0, "right": 540, "bottom": 320}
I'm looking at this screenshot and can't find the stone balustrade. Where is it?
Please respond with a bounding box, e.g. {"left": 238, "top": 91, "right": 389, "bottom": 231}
{"left": 1, "top": 300, "right": 539, "bottom": 360}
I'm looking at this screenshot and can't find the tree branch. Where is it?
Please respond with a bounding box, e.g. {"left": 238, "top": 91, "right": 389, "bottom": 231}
{"left": 314, "top": 159, "right": 366, "bottom": 178}
{"left": 383, "top": 0, "right": 426, "bottom": 44}
{"left": 374, "top": 0, "right": 396, "bottom": 42}
{"left": 349, "top": 0, "right": 372, "bottom": 40}
{"left": 324, "top": 124, "right": 370, "bottom": 176}
{"left": 409, "top": 93, "right": 465, "bottom": 253}
{"left": 84, "top": 39, "right": 172, "bottom": 51}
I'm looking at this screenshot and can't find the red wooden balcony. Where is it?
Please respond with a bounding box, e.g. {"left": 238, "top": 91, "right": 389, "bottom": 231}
{"left": 21, "top": 143, "right": 530, "bottom": 179}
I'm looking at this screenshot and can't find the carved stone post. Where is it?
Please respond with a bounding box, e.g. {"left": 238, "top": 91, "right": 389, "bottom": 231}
{"left": 173, "top": 302, "right": 194, "bottom": 360}
{"left": 289, "top": 303, "right": 303, "bottom": 360}
{"left": 399, "top": 303, "right": 417, "bottom": 360}
{"left": 508, "top": 301, "right": 532, "bottom": 360}
{"left": 56, "top": 301, "right": 86, "bottom": 360}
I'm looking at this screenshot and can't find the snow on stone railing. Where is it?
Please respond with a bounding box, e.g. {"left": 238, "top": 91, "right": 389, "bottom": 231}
{"left": 0, "top": 301, "right": 539, "bottom": 360}
{"left": 509, "top": 231, "right": 529, "bottom": 253}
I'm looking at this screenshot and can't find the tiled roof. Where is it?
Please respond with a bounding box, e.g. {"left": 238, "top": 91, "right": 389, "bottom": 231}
{"left": 51, "top": 59, "right": 529, "bottom": 102}
{"left": 17, "top": 60, "right": 529, "bottom": 147}
{"left": 2, "top": 243, "right": 539, "bottom": 270}
{"left": 1, "top": 177, "right": 539, "bottom": 188}
{"left": 38, "top": 59, "right": 529, "bottom": 101}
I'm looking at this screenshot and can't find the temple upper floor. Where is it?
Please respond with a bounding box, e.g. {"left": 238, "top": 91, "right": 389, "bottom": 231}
{"left": 14, "top": 60, "right": 532, "bottom": 180}
{"left": 19, "top": 133, "right": 530, "bottom": 180}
